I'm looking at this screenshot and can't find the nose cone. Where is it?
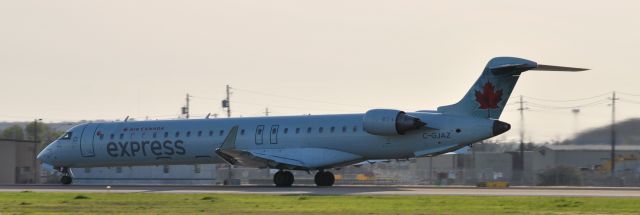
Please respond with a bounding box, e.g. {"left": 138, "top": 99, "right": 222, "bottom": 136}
{"left": 36, "top": 149, "right": 48, "bottom": 162}
{"left": 492, "top": 120, "right": 511, "bottom": 136}
{"left": 37, "top": 145, "right": 53, "bottom": 164}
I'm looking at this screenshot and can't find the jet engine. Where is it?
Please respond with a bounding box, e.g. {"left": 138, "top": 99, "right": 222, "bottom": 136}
{"left": 363, "top": 109, "right": 426, "bottom": 136}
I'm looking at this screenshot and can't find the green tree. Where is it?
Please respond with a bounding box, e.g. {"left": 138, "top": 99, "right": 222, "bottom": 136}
{"left": 1, "top": 125, "right": 25, "bottom": 140}
{"left": 24, "top": 121, "right": 66, "bottom": 149}
{"left": 25, "top": 121, "right": 50, "bottom": 141}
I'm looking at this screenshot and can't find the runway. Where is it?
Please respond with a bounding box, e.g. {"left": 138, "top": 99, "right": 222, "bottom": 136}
{"left": 1, "top": 185, "right": 639, "bottom": 197}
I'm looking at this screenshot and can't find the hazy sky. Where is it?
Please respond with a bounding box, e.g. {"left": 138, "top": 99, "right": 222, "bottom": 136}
{"left": 1, "top": 1, "right": 639, "bottom": 142}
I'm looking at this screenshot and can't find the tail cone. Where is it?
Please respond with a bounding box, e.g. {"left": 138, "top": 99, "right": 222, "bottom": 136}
{"left": 493, "top": 120, "right": 511, "bottom": 136}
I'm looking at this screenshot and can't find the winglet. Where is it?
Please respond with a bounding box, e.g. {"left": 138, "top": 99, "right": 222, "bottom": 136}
{"left": 219, "top": 126, "right": 239, "bottom": 150}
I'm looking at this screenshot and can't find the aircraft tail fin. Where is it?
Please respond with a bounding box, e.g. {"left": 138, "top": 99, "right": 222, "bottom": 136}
{"left": 437, "top": 57, "right": 587, "bottom": 119}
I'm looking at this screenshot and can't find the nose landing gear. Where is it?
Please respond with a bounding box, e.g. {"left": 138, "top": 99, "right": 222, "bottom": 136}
{"left": 314, "top": 170, "right": 335, "bottom": 187}
{"left": 57, "top": 167, "right": 72, "bottom": 185}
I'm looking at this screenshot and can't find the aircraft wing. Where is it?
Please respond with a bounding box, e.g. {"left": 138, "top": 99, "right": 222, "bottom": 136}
{"left": 352, "top": 159, "right": 393, "bottom": 167}
{"left": 413, "top": 143, "right": 468, "bottom": 157}
{"left": 215, "top": 126, "right": 363, "bottom": 170}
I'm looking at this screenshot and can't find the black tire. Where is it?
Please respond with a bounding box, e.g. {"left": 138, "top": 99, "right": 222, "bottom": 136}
{"left": 284, "top": 171, "right": 294, "bottom": 186}
{"left": 61, "top": 176, "right": 72, "bottom": 185}
{"left": 314, "top": 171, "right": 334, "bottom": 187}
{"left": 274, "top": 171, "right": 292, "bottom": 187}
{"left": 324, "top": 172, "right": 335, "bottom": 186}
{"left": 314, "top": 172, "right": 324, "bottom": 186}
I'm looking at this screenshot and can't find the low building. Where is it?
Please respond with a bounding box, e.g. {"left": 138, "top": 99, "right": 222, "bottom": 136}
{"left": 71, "top": 164, "right": 218, "bottom": 185}
{"left": 538, "top": 144, "right": 640, "bottom": 172}
{"left": 0, "top": 139, "right": 39, "bottom": 184}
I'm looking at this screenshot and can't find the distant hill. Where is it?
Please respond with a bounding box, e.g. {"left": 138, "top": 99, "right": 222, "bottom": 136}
{"left": 568, "top": 118, "right": 640, "bottom": 145}
{"left": 0, "top": 122, "right": 78, "bottom": 132}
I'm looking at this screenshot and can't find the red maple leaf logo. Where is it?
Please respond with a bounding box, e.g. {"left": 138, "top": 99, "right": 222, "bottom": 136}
{"left": 475, "top": 82, "right": 503, "bottom": 109}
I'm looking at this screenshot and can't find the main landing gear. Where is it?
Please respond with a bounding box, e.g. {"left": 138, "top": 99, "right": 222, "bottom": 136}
{"left": 273, "top": 170, "right": 294, "bottom": 187}
{"left": 57, "top": 167, "right": 72, "bottom": 185}
{"left": 272, "top": 170, "right": 335, "bottom": 187}
{"left": 314, "top": 170, "right": 335, "bottom": 187}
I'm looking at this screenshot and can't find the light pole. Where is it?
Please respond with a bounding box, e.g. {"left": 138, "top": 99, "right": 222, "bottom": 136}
{"left": 33, "top": 118, "right": 42, "bottom": 184}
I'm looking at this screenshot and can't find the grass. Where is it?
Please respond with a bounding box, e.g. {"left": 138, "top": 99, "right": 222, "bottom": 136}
{"left": 0, "top": 192, "right": 639, "bottom": 214}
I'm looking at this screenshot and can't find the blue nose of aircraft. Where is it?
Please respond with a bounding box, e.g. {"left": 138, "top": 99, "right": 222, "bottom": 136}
{"left": 36, "top": 146, "right": 52, "bottom": 164}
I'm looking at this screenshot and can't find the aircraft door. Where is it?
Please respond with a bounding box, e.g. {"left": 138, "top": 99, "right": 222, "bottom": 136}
{"left": 255, "top": 125, "right": 264, "bottom": 145}
{"left": 79, "top": 123, "right": 100, "bottom": 157}
{"left": 270, "top": 125, "right": 279, "bottom": 144}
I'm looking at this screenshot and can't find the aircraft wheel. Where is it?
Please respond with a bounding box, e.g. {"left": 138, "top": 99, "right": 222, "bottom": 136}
{"left": 60, "top": 175, "right": 72, "bottom": 185}
{"left": 284, "top": 171, "right": 294, "bottom": 186}
{"left": 314, "top": 171, "right": 335, "bottom": 187}
{"left": 274, "top": 171, "right": 293, "bottom": 187}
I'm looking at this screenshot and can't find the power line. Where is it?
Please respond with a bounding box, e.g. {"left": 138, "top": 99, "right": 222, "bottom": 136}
{"left": 234, "top": 100, "right": 361, "bottom": 112}
{"left": 522, "top": 92, "right": 612, "bottom": 102}
{"left": 618, "top": 98, "right": 640, "bottom": 105}
{"left": 617, "top": 91, "right": 640, "bottom": 97}
{"left": 526, "top": 99, "right": 610, "bottom": 110}
{"left": 191, "top": 94, "right": 361, "bottom": 113}
{"left": 233, "top": 87, "right": 368, "bottom": 108}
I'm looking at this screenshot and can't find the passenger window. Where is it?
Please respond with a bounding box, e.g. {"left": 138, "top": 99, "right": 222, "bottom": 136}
{"left": 240, "top": 129, "right": 245, "bottom": 135}
{"left": 295, "top": 128, "right": 300, "bottom": 134}
{"left": 164, "top": 132, "right": 169, "bottom": 138}
{"left": 197, "top": 131, "right": 202, "bottom": 137}
{"left": 342, "top": 126, "right": 347, "bottom": 132}
{"left": 272, "top": 128, "right": 277, "bottom": 134}
{"left": 319, "top": 127, "right": 324, "bottom": 133}
{"left": 307, "top": 127, "right": 312, "bottom": 133}
{"left": 186, "top": 131, "right": 191, "bottom": 137}
{"left": 209, "top": 130, "right": 213, "bottom": 136}
{"left": 330, "top": 127, "right": 335, "bottom": 133}
{"left": 284, "top": 128, "right": 288, "bottom": 134}
{"left": 353, "top": 126, "right": 357, "bottom": 132}
{"left": 219, "top": 130, "right": 224, "bottom": 136}
{"left": 175, "top": 132, "right": 180, "bottom": 137}
{"left": 110, "top": 134, "right": 115, "bottom": 140}
{"left": 119, "top": 133, "right": 124, "bottom": 140}
{"left": 60, "top": 132, "right": 72, "bottom": 140}
{"left": 153, "top": 132, "right": 157, "bottom": 138}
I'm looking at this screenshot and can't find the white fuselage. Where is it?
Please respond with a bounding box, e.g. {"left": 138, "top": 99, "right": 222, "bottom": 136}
{"left": 39, "top": 111, "right": 498, "bottom": 170}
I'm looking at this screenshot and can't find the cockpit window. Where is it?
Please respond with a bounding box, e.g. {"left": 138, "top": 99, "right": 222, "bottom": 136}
{"left": 60, "top": 132, "right": 72, "bottom": 140}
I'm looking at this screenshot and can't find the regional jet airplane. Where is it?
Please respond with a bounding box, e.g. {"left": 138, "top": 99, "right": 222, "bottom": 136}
{"left": 37, "top": 57, "right": 586, "bottom": 187}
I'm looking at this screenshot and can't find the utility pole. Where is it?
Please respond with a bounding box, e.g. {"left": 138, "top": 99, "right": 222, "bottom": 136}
{"left": 429, "top": 156, "right": 433, "bottom": 185}
{"left": 610, "top": 91, "right": 618, "bottom": 177}
{"left": 264, "top": 108, "right": 270, "bottom": 116}
{"left": 572, "top": 108, "right": 580, "bottom": 137}
{"left": 182, "top": 94, "right": 191, "bottom": 119}
{"left": 517, "top": 95, "right": 528, "bottom": 184}
{"left": 223, "top": 85, "right": 232, "bottom": 118}
{"left": 221, "top": 85, "right": 233, "bottom": 185}
{"left": 33, "top": 119, "right": 42, "bottom": 184}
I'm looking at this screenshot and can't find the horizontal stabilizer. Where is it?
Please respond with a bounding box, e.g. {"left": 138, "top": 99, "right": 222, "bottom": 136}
{"left": 437, "top": 56, "right": 585, "bottom": 119}
{"left": 533, "top": 64, "right": 589, "bottom": 72}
